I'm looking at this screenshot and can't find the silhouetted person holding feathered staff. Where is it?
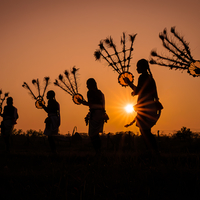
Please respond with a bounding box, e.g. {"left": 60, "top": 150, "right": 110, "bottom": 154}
{"left": 124, "top": 59, "right": 163, "bottom": 155}
{"left": 78, "top": 78, "right": 109, "bottom": 154}
{"left": 1, "top": 97, "right": 19, "bottom": 153}
{"left": 39, "top": 90, "right": 60, "bottom": 154}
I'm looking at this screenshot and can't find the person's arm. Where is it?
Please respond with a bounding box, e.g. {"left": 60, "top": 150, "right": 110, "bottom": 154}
{"left": 90, "top": 104, "right": 104, "bottom": 109}
{"left": 127, "top": 81, "right": 137, "bottom": 91}
{"left": 124, "top": 117, "right": 136, "bottom": 127}
{"left": 78, "top": 99, "right": 90, "bottom": 106}
{"left": 39, "top": 102, "right": 49, "bottom": 113}
{"left": 124, "top": 77, "right": 137, "bottom": 91}
{"left": 0, "top": 107, "right": 4, "bottom": 117}
{"left": 78, "top": 99, "right": 105, "bottom": 109}
{"left": 14, "top": 108, "right": 19, "bottom": 120}
{"left": 42, "top": 105, "right": 48, "bottom": 113}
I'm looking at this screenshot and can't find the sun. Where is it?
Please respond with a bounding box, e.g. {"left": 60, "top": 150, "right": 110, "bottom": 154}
{"left": 107, "top": 88, "right": 137, "bottom": 129}
{"left": 124, "top": 104, "right": 134, "bottom": 113}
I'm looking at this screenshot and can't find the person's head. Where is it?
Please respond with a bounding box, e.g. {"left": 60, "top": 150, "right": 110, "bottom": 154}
{"left": 136, "top": 59, "right": 150, "bottom": 74}
{"left": 6, "top": 97, "right": 13, "bottom": 106}
{"left": 86, "top": 78, "right": 98, "bottom": 90}
{"left": 47, "top": 90, "right": 55, "bottom": 100}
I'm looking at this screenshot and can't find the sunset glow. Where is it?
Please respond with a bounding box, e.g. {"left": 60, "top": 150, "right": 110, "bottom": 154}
{"left": 124, "top": 104, "right": 134, "bottom": 113}
{"left": 0, "top": 0, "right": 200, "bottom": 134}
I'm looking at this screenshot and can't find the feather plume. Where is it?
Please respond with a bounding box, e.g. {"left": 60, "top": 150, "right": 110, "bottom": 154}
{"left": 94, "top": 50, "right": 101, "bottom": 60}
{"left": 64, "top": 70, "right": 69, "bottom": 78}
{"left": 71, "top": 66, "right": 79, "bottom": 93}
{"left": 159, "top": 33, "right": 165, "bottom": 41}
{"left": 32, "top": 79, "right": 37, "bottom": 85}
{"left": 71, "top": 66, "right": 78, "bottom": 75}
{"left": 58, "top": 73, "right": 74, "bottom": 94}
{"left": 54, "top": 79, "right": 59, "bottom": 86}
{"left": 36, "top": 79, "right": 40, "bottom": 96}
{"left": 129, "top": 34, "right": 137, "bottom": 43}
{"left": 59, "top": 74, "right": 63, "bottom": 81}
{"left": 64, "top": 70, "right": 75, "bottom": 94}
{"left": 22, "top": 82, "right": 37, "bottom": 99}
{"left": 151, "top": 50, "right": 158, "bottom": 57}
{"left": 95, "top": 32, "right": 137, "bottom": 75}
{"left": 99, "top": 41, "right": 104, "bottom": 50}
{"left": 54, "top": 79, "right": 73, "bottom": 95}
{"left": 42, "top": 76, "right": 50, "bottom": 97}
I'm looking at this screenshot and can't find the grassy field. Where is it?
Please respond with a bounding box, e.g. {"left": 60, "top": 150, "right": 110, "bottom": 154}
{"left": 0, "top": 130, "right": 200, "bottom": 200}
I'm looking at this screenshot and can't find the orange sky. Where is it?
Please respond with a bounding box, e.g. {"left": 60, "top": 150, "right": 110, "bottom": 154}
{"left": 1, "top": 0, "right": 200, "bottom": 135}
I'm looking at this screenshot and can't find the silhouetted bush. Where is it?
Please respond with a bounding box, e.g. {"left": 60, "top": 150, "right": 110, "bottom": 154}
{"left": 173, "top": 126, "right": 194, "bottom": 140}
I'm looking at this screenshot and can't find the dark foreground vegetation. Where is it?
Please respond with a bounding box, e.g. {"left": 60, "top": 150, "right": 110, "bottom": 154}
{"left": 0, "top": 127, "right": 200, "bottom": 200}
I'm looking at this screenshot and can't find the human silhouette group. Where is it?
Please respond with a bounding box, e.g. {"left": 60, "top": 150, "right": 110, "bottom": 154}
{"left": 0, "top": 57, "right": 163, "bottom": 155}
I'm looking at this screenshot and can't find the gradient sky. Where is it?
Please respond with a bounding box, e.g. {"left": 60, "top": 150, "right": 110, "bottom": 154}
{"left": 1, "top": 0, "right": 200, "bottom": 135}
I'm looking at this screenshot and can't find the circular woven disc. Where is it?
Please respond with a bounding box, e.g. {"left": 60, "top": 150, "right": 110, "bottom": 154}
{"left": 188, "top": 61, "right": 200, "bottom": 77}
{"left": 118, "top": 72, "right": 134, "bottom": 86}
{"left": 72, "top": 93, "right": 83, "bottom": 105}
{"left": 35, "top": 96, "right": 45, "bottom": 109}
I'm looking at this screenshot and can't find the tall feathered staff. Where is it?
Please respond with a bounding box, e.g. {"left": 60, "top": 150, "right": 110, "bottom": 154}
{"left": 94, "top": 32, "right": 137, "bottom": 86}
{"left": 54, "top": 66, "right": 83, "bottom": 105}
{"left": 0, "top": 90, "right": 9, "bottom": 113}
{"left": 150, "top": 27, "right": 200, "bottom": 77}
{"left": 22, "top": 77, "right": 50, "bottom": 109}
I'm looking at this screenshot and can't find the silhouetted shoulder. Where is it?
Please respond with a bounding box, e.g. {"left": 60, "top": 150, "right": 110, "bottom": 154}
{"left": 47, "top": 99, "right": 60, "bottom": 114}
{"left": 87, "top": 89, "right": 104, "bottom": 105}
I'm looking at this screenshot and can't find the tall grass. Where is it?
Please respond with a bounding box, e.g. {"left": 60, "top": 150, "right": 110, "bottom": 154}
{"left": 0, "top": 127, "right": 200, "bottom": 199}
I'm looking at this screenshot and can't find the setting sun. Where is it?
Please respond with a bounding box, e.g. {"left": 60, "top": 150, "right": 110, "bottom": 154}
{"left": 124, "top": 104, "right": 134, "bottom": 113}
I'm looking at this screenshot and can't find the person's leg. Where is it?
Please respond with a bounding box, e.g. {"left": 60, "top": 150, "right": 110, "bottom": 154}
{"left": 140, "top": 129, "right": 158, "bottom": 152}
{"left": 147, "top": 129, "right": 158, "bottom": 152}
{"left": 1, "top": 122, "right": 10, "bottom": 152}
{"left": 90, "top": 134, "right": 101, "bottom": 153}
{"left": 48, "top": 136, "right": 56, "bottom": 153}
{"left": 3, "top": 135, "right": 10, "bottom": 152}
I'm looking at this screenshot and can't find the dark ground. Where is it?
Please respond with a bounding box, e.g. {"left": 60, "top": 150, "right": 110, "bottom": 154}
{"left": 0, "top": 133, "right": 200, "bottom": 200}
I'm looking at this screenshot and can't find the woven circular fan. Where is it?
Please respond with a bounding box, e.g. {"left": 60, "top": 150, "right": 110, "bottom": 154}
{"left": 22, "top": 77, "right": 50, "bottom": 109}
{"left": 118, "top": 72, "right": 134, "bottom": 86}
{"left": 54, "top": 67, "right": 84, "bottom": 105}
{"left": 72, "top": 93, "right": 83, "bottom": 105}
{"left": 188, "top": 61, "right": 200, "bottom": 77}
{"left": 35, "top": 96, "right": 45, "bottom": 109}
{"left": 150, "top": 27, "right": 200, "bottom": 78}
{"left": 94, "top": 33, "right": 137, "bottom": 87}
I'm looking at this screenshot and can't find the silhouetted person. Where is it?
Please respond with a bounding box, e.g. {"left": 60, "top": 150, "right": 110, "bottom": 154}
{"left": 0, "top": 97, "right": 19, "bottom": 153}
{"left": 79, "top": 78, "right": 108, "bottom": 154}
{"left": 40, "top": 90, "right": 60, "bottom": 153}
{"left": 125, "top": 59, "right": 163, "bottom": 154}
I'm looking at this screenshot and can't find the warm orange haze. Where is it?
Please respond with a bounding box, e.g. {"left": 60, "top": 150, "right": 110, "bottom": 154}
{"left": 124, "top": 104, "right": 134, "bottom": 114}
{"left": 1, "top": 0, "right": 200, "bottom": 135}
